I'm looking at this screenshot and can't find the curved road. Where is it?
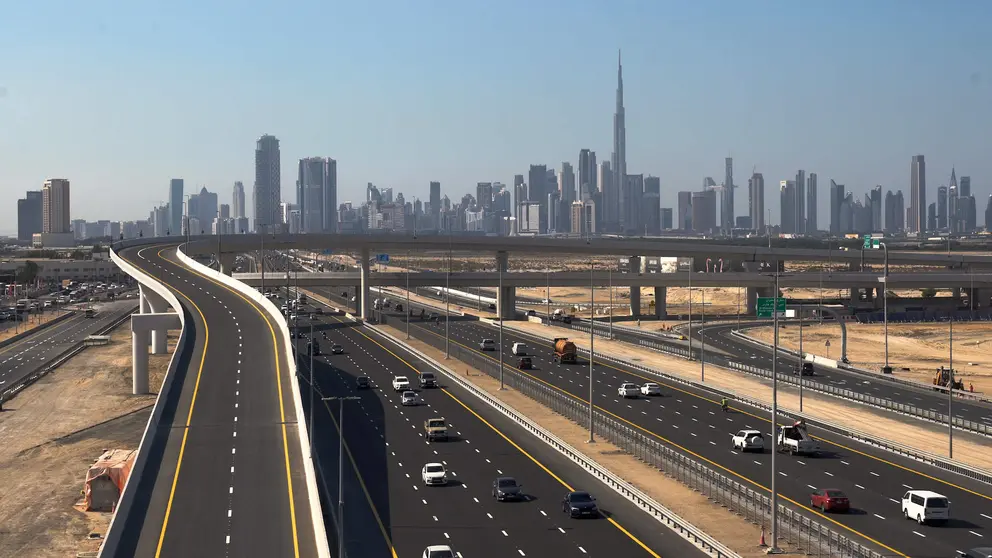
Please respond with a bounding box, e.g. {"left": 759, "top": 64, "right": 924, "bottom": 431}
{"left": 113, "top": 243, "right": 317, "bottom": 557}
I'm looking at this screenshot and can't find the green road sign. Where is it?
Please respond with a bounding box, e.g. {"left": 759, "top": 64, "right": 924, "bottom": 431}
{"left": 863, "top": 234, "right": 881, "bottom": 250}
{"left": 756, "top": 297, "right": 786, "bottom": 318}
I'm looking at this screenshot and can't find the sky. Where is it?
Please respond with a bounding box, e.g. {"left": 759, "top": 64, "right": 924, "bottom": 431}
{"left": 2, "top": 0, "right": 991, "bottom": 233}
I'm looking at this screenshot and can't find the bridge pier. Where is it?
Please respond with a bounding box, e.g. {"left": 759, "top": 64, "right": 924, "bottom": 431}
{"left": 496, "top": 251, "right": 516, "bottom": 320}
{"left": 360, "top": 247, "right": 371, "bottom": 320}
{"left": 130, "top": 311, "right": 182, "bottom": 395}
{"left": 628, "top": 256, "right": 641, "bottom": 317}
{"left": 139, "top": 285, "right": 172, "bottom": 353}
{"left": 654, "top": 286, "right": 667, "bottom": 319}
{"left": 219, "top": 253, "right": 236, "bottom": 276}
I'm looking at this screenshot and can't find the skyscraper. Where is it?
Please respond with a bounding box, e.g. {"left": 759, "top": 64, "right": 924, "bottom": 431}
{"left": 476, "top": 182, "right": 494, "bottom": 210}
{"left": 779, "top": 180, "right": 797, "bottom": 234}
{"left": 937, "top": 186, "right": 948, "bottom": 229}
{"left": 254, "top": 134, "right": 281, "bottom": 232}
{"left": 527, "top": 165, "right": 548, "bottom": 232}
{"left": 795, "top": 170, "right": 806, "bottom": 234}
{"left": 233, "top": 181, "right": 246, "bottom": 220}
{"left": 430, "top": 181, "right": 441, "bottom": 220}
{"left": 677, "top": 191, "right": 693, "bottom": 231}
{"left": 610, "top": 50, "right": 626, "bottom": 232}
{"left": 578, "top": 149, "right": 597, "bottom": 201}
{"left": 885, "top": 190, "right": 905, "bottom": 232}
{"left": 297, "top": 157, "right": 337, "bottom": 233}
{"left": 870, "top": 185, "right": 882, "bottom": 231}
{"left": 722, "top": 157, "right": 734, "bottom": 232}
{"left": 558, "top": 162, "right": 576, "bottom": 204}
{"left": 17, "top": 191, "right": 43, "bottom": 241}
{"left": 748, "top": 172, "right": 765, "bottom": 231}
{"left": 829, "top": 180, "right": 846, "bottom": 235}
{"left": 42, "top": 179, "right": 71, "bottom": 234}
{"left": 169, "top": 179, "right": 184, "bottom": 236}
{"left": 806, "top": 173, "right": 818, "bottom": 233}
{"left": 909, "top": 155, "right": 926, "bottom": 233}
{"left": 599, "top": 160, "right": 616, "bottom": 228}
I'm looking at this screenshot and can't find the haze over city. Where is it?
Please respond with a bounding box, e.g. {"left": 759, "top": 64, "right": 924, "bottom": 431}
{"left": 3, "top": 0, "right": 992, "bottom": 233}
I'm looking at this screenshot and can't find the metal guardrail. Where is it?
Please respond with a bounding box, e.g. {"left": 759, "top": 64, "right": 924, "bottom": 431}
{"left": 379, "top": 313, "right": 882, "bottom": 558}
{"left": 501, "top": 323, "right": 992, "bottom": 488}
{"left": 369, "top": 318, "right": 741, "bottom": 558}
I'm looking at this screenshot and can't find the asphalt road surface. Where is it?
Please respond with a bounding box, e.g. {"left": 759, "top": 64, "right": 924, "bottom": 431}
{"left": 308, "top": 286, "right": 992, "bottom": 558}
{"left": 290, "top": 295, "right": 709, "bottom": 558}
{"left": 112, "top": 243, "right": 317, "bottom": 558}
{"left": 0, "top": 301, "right": 137, "bottom": 394}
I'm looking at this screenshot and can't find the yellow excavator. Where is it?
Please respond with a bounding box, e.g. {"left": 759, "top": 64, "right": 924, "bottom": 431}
{"left": 933, "top": 367, "right": 964, "bottom": 391}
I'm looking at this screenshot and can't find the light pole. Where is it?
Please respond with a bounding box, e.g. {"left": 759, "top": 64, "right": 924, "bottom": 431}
{"left": 588, "top": 260, "right": 595, "bottom": 443}
{"left": 700, "top": 289, "right": 705, "bottom": 382}
{"left": 260, "top": 224, "right": 266, "bottom": 295}
{"left": 322, "top": 394, "right": 360, "bottom": 558}
{"left": 308, "top": 321, "right": 314, "bottom": 456}
{"left": 498, "top": 255, "right": 505, "bottom": 390}
{"left": 736, "top": 280, "right": 741, "bottom": 332}
{"left": 405, "top": 251, "right": 410, "bottom": 340}
{"left": 769, "top": 271, "right": 781, "bottom": 553}
{"left": 546, "top": 268, "right": 550, "bottom": 326}
{"left": 798, "top": 302, "right": 804, "bottom": 412}
{"left": 881, "top": 242, "right": 890, "bottom": 374}
{"left": 445, "top": 231, "right": 451, "bottom": 359}
{"left": 688, "top": 258, "right": 693, "bottom": 358}
{"left": 949, "top": 314, "right": 954, "bottom": 458}
{"left": 608, "top": 268, "right": 613, "bottom": 339}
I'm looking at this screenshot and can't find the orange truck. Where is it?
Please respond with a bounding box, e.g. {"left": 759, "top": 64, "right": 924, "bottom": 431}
{"left": 552, "top": 337, "right": 577, "bottom": 364}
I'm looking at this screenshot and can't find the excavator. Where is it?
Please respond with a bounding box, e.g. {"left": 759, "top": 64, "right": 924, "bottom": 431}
{"left": 933, "top": 366, "right": 964, "bottom": 391}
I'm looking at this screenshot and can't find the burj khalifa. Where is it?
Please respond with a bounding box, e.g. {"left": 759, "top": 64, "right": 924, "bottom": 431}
{"left": 610, "top": 50, "right": 627, "bottom": 232}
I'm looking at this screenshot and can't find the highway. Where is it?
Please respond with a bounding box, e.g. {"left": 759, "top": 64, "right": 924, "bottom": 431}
{"left": 113, "top": 243, "right": 317, "bottom": 557}
{"left": 0, "top": 300, "right": 137, "bottom": 395}
{"left": 290, "top": 296, "right": 709, "bottom": 557}
{"left": 309, "top": 285, "right": 992, "bottom": 558}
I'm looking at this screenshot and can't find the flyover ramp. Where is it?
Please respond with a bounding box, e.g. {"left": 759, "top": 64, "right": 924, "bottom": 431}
{"left": 109, "top": 242, "right": 319, "bottom": 557}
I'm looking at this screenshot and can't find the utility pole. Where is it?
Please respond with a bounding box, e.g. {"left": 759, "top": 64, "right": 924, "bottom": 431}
{"left": 769, "top": 272, "right": 781, "bottom": 553}
{"left": 321, "top": 395, "right": 360, "bottom": 558}
{"left": 587, "top": 260, "right": 595, "bottom": 443}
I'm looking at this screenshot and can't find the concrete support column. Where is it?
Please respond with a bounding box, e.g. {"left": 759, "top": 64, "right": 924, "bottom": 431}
{"left": 360, "top": 247, "right": 371, "bottom": 321}
{"left": 654, "top": 286, "right": 667, "bottom": 319}
{"left": 953, "top": 287, "right": 962, "bottom": 302}
{"left": 142, "top": 287, "right": 170, "bottom": 355}
{"left": 132, "top": 328, "right": 150, "bottom": 395}
{"left": 976, "top": 289, "right": 992, "bottom": 309}
{"left": 864, "top": 288, "right": 874, "bottom": 303}
{"left": 746, "top": 287, "right": 760, "bottom": 315}
{"left": 354, "top": 284, "right": 362, "bottom": 315}
{"left": 496, "top": 251, "right": 516, "bottom": 320}
{"left": 219, "top": 253, "right": 236, "bottom": 276}
{"left": 139, "top": 286, "right": 151, "bottom": 314}
{"left": 628, "top": 256, "right": 641, "bottom": 317}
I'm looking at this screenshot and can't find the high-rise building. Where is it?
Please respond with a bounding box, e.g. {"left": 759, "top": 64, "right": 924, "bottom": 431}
{"left": 220, "top": 204, "right": 230, "bottom": 220}
{"left": 691, "top": 190, "right": 717, "bottom": 233}
{"left": 909, "top": 155, "right": 926, "bottom": 233}
{"left": 169, "top": 179, "right": 184, "bottom": 236}
{"left": 722, "top": 158, "right": 734, "bottom": 232}
{"left": 806, "top": 173, "right": 818, "bottom": 233}
{"left": 829, "top": 180, "right": 846, "bottom": 236}
{"left": 577, "top": 149, "right": 597, "bottom": 201}
{"left": 960, "top": 174, "right": 971, "bottom": 197}
{"left": 570, "top": 201, "right": 585, "bottom": 235}
{"left": 870, "top": 185, "right": 882, "bottom": 231}
{"left": 927, "top": 203, "right": 937, "bottom": 232}
{"left": 527, "top": 165, "right": 548, "bottom": 232}
{"left": 748, "top": 172, "right": 765, "bottom": 231}
{"left": 598, "top": 161, "right": 615, "bottom": 228}
{"left": 429, "top": 181, "right": 441, "bottom": 219}
{"left": 232, "top": 181, "right": 246, "bottom": 220}
{"left": 779, "top": 180, "right": 797, "bottom": 234}
{"left": 677, "top": 191, "right": 693, "bottom": 230}
{"left": 611, "top": 50, "right": 627, "bottom": 233}
{"left": 660, "top": 207, "right": 673, "bottom": 230}
{"left": 984, "top": 195, "right": 992, "bottom": 232}
{"left": 42, "top": 179, "right": 71, "bottom": 234}
{"left": 17, "top": 191, "right": 43, "bottom": 241}
{"left": 937, "top": 186, "right": 948, "bottom": 229}
{"left": 884, "top": 190, "right": 905, "bottom": 232}
{"left": 558, "top": 163, "right": 576, "bottom": 204}
{"left": 622, "top": 174, "right": 643, "bottom": 233}
{"left": 297, "top": 157, "right": 338, "bottom": 233}
{"left": 476, "top": 182, "right": 494, "bottom": 211}
{"left": 254, "top": 134, "right": 281, "bottom": 232}
{"left": 795, "top": 170, "right": 806, "bottom": 234}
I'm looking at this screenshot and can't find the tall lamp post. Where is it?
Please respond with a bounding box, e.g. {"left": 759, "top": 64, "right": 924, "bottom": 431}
{"left": 405, "top": 251, "right": 411, "bottom": 340}
{"left": 700, "top": 289, "right": 705, "bottom": 382}
{"left": 321, "top": 394, "right": 360, "bottom": 558}
{"left": 879, "top": 242, "right": 890, "bottom": 374}
{"left": 445, "top": 231, "right": 451, "bottom": 359}
{"left": 798, "top": 302, "right": 804, "bottom": 411}
{"left": 499, "top": 254, "right": 505, "bottom": 390}
{"left": 949, "top": 315, "right": 955, "bottom": 458}
{"left": 687, "top": 258, "right": 693, "bottom": 358}
{"left": 587, "top": 260, "right": 595, "bottom": 443}
{"left": 769, "top": 271, "right": 782, "bottom": 553}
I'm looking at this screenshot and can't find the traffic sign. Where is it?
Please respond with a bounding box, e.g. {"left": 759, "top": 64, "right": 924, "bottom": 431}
{"left": 376, "top": 254, "right": 390, "bottom": 263}
{"left": 862, "top": 234, "right": 880, "bottom": 250}
{"left": 756, "top": 297, "right": 786, "bottom": 318}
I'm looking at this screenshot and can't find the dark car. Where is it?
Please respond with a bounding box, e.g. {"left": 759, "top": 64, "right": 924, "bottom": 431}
{"left": 330, "top": 344, "right": 344, "bottom": 354}
{"left": 419, "top": 372, "right": 437, "bottom": 388}
{"left": 962, "top": 548, "right": 992, "bottom": 558}
{"left": 315, "top": 307, "right": 323, "bottom": 314}
{"left": 356, "top": 376, "right": 370, "bottom": 389}
{"left": 810, "top": 488, "right": 849, "bottom": 513}
{"left": 562, "top": 491, "right": 598, "bottom": 518}
{"left": 340, "top": 291, "right": 348, "bottom": 298}
{"left": 395, "top": 303, "right": 403, "bottom": 312}
{"left": 793, "top": 362, "right": 814, "bottom": 376}
{"left": 492, "top": 476, "right": 523, "bottom": 501}
{"left": 518, "top": 357, "right": 533, "bottom": 370}
{"left": 307, "top": 341, "right": 321, "bottom": 356}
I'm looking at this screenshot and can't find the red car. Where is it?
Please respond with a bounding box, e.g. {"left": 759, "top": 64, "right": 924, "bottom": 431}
{"left": 810, "top": 488, "right": 849, "bottom": 513}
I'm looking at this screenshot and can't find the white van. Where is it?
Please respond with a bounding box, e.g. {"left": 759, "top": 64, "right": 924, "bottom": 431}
{"left": 511, "top": 342, "right": 527, "bottom": 356}
{"left": 901, "top": 490, "right": 949, "bottom": 525}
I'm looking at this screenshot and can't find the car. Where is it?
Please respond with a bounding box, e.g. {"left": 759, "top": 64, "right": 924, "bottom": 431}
{"left": 517, "top": 357, "right": 533, "bottom": 370}
{"left": 315, "top": 307, "right": 323, "bottom": 314}
{"left": 280, "top": 304, "right": 289, "bottom": 313}
{"left": 419, "top": 372, "right": 437, "bottom": 388}
{"left": 424, "top": 418, "right": 448, "bottom": 442}
{"left": 810, "top": 488, "right": 850, "bottom": 513}
{"left": 640, "top": 382, "right": 662, "bottom": 396}
{"left": 479, "top": 339, "right": 496, "bottom": 351}
{"left": 793, "top": 362, "right": 815, "bottom": 376}
{"left": 392, "top": 376, "right": 410, "bottom": 391}
{"left": 901, "top": 489, "right": 949, "bottom": 525}
{"left": 511, "top": 342, "right": 527, "bottom": 355}
{"left": 732, "top": 429, "right": 765, "bottom": 452}
{"left": 422, "top": 463, "right": 447, "bottom": 486}
{"left": 341, "top": 291, "right": 348, "bottom": 298}
{"left": 401, "top": 391, "right": 421, "bottom": 406}
{"left": 562, "top": 491, "right": 598, "bottom": 518}
{"left": 330, "top": 343, "right": 344, "bottom": 354}
{"left": 356, "top": 376, "right": 370, "bottom": 389}
{"left": 492, "top": 476, "right": 523, "bottom": 501}
{"left": 617, "top": 382, "right": 639, "bottom": 398}
{"left": 422, "top": 545, "right": 455, "bottom": 558}
{"left": 961, "top": 548, "right": 992, "bottom": 558}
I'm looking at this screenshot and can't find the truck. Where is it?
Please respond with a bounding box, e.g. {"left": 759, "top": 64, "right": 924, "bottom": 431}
{"left": 552, "top": 337, "right": 577, "bottom": 364}
{"left": 777, "top": 421, "right": 819, "bottom": 455}
{"left": 424, "top": 417, "right": 448, "bottom": 442}
{"left": 550, "top": 308, "right": 572, "bottom": 324}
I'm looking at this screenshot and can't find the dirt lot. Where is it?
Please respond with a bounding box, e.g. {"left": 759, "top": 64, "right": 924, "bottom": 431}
{"left": 747, "top": 321, "right": 992, "bottom": 395}
{"left": 0, "top": 325, "right": 177, "bottom": 558}
{"left": 378, "top": 322, "right": 786, "bottom": 557}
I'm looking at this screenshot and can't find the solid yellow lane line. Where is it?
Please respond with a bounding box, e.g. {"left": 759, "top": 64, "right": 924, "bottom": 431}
{"left": 349, "top": 321, "right": 663, "bottom": 558}
{"left": 166, "top": 252, "right": 301, "bottom": 557}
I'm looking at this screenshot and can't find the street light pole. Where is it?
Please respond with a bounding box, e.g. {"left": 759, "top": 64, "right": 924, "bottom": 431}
{"left": 260, "top": 225, "right": 265, "bottom": 294}
{"left": 609, "top": 268, "right": 613, "bottom": 339}
{"left": 700, "top": 289, "right": 705, "bottom": 382}
{"left": 588, "top": 260, "right": 595, "bottom": 443}
{"left": 406, "top": 251, "right": 410, "bottom": 340}
{"left": 770, "top": 272, "right": 780, "bottom": 553}
{"left": 798, "top": 302, "right": 804, "bottom": 412}
{"left": 321, "top": 395, "right": 360, "bottom": 558}
{"left": 688, "top": 258, "right": 693, "bottom": 358}
{"left": 499, "top": 258, "right": 505, "bottom": 390}
{"left": 881, "top": 242, "right": 889, "bottom": 373}
{"left": 445, "top": 232, "right": 450, "bottom": 359}
{"left": 949, "top": 314, "right": 954, "bottom": 458}
{"left": 309, "top": 321, "right": 314, "bottom": 456}
{"left": 546, "top": 268, "right": 550, "bottom": 326}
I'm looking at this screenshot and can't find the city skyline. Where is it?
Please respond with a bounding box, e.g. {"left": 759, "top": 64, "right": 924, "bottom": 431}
{"left": 3, "top": 2, "right": 992, "bottom": 231}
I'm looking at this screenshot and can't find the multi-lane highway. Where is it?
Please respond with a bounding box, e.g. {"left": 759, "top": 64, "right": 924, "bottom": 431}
{"left": 113, "top": 243, "right": 317, "bottom": 557}
{"left": 290, "top": 295, "right": 709, "bottom": 557}
{"left": 0, "top": 300, "right": 136, "bottom": 396}
{"left": 308, "top": 285, "right": 992, "bottom": 558}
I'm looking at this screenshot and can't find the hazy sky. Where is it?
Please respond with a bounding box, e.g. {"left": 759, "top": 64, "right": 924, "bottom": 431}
{"left": 3, "top": 0, "right": 991, "bottom": 232}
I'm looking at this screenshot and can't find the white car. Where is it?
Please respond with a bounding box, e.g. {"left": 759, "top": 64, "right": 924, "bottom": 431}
{"left": 422, "top": 463, "right": 447, "bottom": 486}
{"left": 640, "top": 382, "right": 662, "bottom": 396}
{"left": 479, "top": 339, "right": 496, "bottom": 351}
{"left": 401, "top": 391, "right": 421, "bottom": 406}
{"left": 732, "top": 429, "right": 765, "bottom": 452}
{"left": 511, "top": 342, "right": 527, "bottom": 356}
{"left": 423, "top": 545, "right": 455, "bottom": 558}
{"left": 618, "top": 382, "right": 639, "bottom": 398}
{"left": 392, "top": 376, "right": 410, "bottom": 391}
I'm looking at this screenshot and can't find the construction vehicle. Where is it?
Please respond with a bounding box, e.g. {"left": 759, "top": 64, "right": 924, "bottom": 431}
{"left": 552, "top": 337, "right": 577, "bottom": 364}
{"left": 933, "top": 367, "right": 964, "bottom": 391}
{"left": 550, "top": 308, "right": 573, "bottom": 324}
{"left": 777, "top": 420, "right": 819, "bottom": 455}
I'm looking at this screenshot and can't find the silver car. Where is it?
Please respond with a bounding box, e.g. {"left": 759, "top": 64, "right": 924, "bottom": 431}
{"left": 401, "top": 391, "right": 421, "bottom": 406}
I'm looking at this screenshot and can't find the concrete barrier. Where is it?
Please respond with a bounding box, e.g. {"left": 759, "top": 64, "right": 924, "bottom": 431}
{"left": 175, "top": 247, "right": 331, "bottom": 558}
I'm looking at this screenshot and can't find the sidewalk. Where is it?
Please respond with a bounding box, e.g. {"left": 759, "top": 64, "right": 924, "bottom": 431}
{"left": 384, "top": 286, "right": 991, "bottom": 470}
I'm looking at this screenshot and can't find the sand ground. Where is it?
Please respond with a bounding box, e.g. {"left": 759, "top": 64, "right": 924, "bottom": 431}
{"left": 0, "top": 325, "right": 177, "bottom": 558}
{"left": 747, "top": 321, "right": 992, "bottom": 395}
